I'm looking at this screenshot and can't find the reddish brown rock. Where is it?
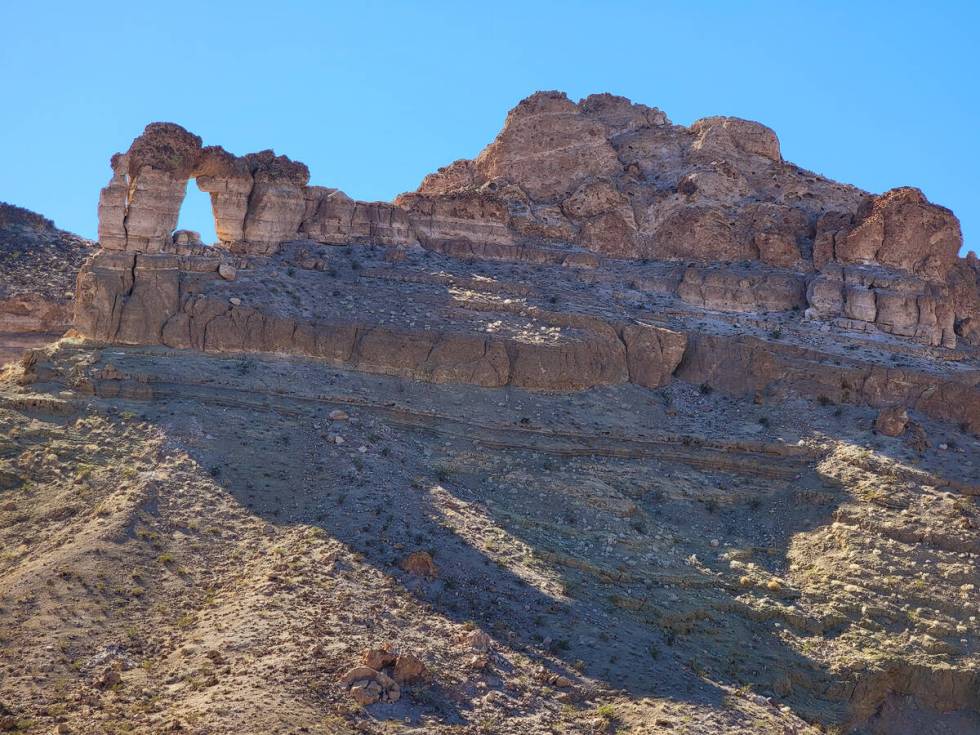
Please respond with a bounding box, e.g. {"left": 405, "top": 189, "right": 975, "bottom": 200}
{"left": 401, "top": 551, "right": 437, "bottom": 578}
{"left": 472, "top": 91, "right": 622, "bottom": 201}
{"left": 361, "top": 647, "right": 396, "bottom": 671}
{"left": 736, "top": 202, "right": 809, "bottom": 268}
{"left": 838, "top": 188, "right": 962, "bottom": 281}
{"left": 392, "top": 654, "right": 427, "bottom": 684}
{"left": 651, "top": 205, "right": 749, "bottom": 263}
{"left": 339, "top": 666, "right": 400, "bottom": 704}
{"left": 620, "top": 324, "right": 687, "bottom": 388}
{"left": 67, "top": 91, "right": 979, "bottom": 441}
{"left": 678, "top": 266, "right": 806, "bottom": 313}
{"left": 676, "top": 332, "right": 980, "bottom": 434}
{"left": 689, "top": 116, "right": 782, "bottom": 162}
{"left": 875, "top": 406, "right": 909, "bottom": 437}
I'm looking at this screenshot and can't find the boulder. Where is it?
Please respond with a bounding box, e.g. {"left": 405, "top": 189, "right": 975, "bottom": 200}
{"left": 393, "top": 654, "right": 427, "bottom": 684}
{"left": 875, "top": 406, "right": 909, "bottom": 437}
{"left": 400, "top": 551, "right": 437, "bottom": 578}
{"left": 361, "top": 647, "right": 396, "bottom": 671}
{"left": 339, "top": 666, "right": 400, "bottom": 704}
{"left": 839, "top": 188, "right": 962, "bottom": 281}
{"left": 173, "top": 230, "right": 203, "bottom": 246}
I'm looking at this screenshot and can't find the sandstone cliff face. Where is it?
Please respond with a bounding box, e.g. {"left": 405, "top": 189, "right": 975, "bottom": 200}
{"left": 73, "top": 247, "right": 687, "bottom": 393}
{"left": 73, "top": 92, "right": 979, "bottom": 434}
{"left": 95, "top": 92, "right": 977, "bottom": 349}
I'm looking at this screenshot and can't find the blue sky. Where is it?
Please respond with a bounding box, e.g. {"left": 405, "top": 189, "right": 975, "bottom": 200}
{"left": 2, "top": 1, "right": 977, "bottom": 255}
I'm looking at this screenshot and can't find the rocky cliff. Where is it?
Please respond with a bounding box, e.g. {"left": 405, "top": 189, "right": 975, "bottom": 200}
{"left": 74, "top": 91, "right": 979, "bottom": 432}
{"left": 2, "top": 91, "right": 980, "bottom": 735}
{"left": 0, "top": 202, "right": 93, "bottom": 362}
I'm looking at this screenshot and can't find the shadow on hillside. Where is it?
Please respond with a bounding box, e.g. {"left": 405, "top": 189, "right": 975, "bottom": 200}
{"left": 108, "top": 380, "right": 856, "bottom": 728}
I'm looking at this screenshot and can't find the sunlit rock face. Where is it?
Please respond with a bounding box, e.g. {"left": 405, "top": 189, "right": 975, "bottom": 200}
{"left": 88, "top": 91, "right": 978, "bottom": 362}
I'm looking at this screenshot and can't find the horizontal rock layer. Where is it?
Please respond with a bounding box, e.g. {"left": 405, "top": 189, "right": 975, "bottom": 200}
{"left": 74, "top": 252, "right": 686, "bottom": 392}
{"left": 94, "top": 92, "right": 979, "bottom": 350}
{"left": 72, "top": 249, "right": 979, "bottom": 433}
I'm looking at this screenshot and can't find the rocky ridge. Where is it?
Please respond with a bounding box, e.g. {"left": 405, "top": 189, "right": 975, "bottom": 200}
{"left": 90, "top": 92, "right": 979, "bottom": 349}
{"left": 73, "top": 91, "right": 980, "bottom": 433}
{"left": 1, "top": 90, "right": 979, "bottom": 735}
{"left": 0, "top": 203, "right": 93, "bottom": 363}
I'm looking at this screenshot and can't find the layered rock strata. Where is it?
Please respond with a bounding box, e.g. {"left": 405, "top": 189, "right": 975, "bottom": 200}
{"left": 72, "top": 241, "right": 980, "bottom": 433}
{"left": 96, "top": 93, "right": 978, "bottom": 350}
{"left": 74, "top": 91, "right": 979, "bottom": 433}
{"left": 0, "top": 203, "right": 93, "bottom": 362}
{"left": 74, "top": 248, "right": 687, "bottom": 392}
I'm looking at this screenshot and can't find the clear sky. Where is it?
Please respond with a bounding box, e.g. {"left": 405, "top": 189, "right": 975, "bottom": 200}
{"left": 2, "top": 1, "right": 977, "bottom": 255}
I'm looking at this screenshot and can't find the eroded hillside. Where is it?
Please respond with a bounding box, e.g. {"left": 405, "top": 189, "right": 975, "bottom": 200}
{"left": 0, "top": 91, "right": 978, "bottom": 734}
{"left": 0, "top": 344, "right": 977, "bottom": 734}
{"left": 0, "top": 203, "right": 93, "bottom": 364}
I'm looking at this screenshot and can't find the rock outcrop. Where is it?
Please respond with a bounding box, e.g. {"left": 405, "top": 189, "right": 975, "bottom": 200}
{"left": 0, "top": 203, "right": 93, "bottom": 363}
{"left": 69, "top": 91, "right": 980, "bottom": 434}
{"left": 94, "top": 92, "right": 978, "bottom": 351}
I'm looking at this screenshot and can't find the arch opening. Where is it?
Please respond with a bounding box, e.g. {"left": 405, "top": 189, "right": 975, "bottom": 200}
{"left": 174, "top": 179, "right": 218, "bottom": 246}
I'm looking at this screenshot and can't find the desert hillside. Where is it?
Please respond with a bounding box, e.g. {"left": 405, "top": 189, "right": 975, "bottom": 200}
{"left": 0, "top": 203, "right": 93, "bottom": 364}
{"left": 0, "top": 91, "right": 978, "bottom": 735}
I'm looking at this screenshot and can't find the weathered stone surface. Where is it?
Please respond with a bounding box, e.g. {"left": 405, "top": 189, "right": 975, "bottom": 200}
{"left": 804, "top": 264, "right": 959, "bottom": 347}
{"left": 66, "top": 91, "right": 979, "bottom": 439}
{"left": 650, "top": 205, "right": 747, "bottom": 263}
{"left": 676, "top": 333, "right": 980, "bottom": 434}
{"left": 678, "top": 267, "right": 806, "bottom": 313}
{"left": 90, "top": 98, "right": 975, "bottom": 356}
{"left": 875, "top": 406, "right": 909, "bottom": 437}
{"left": 0, "top": 203, "right": 94, "bottom": 363}
{"left": 472, "top": 91, "right": 622, "bottom": 202}
{"left": 843, "top": 286, "right": 876, "bottom": 322}
{"left": 392, "top": 654, "right": 427, "bottom": 684}
{"left": 194, "top": 146, "right": 254, "bottom": 245}
{"left": 173, "top": 229, "right": 202, "bottom": 246}
{"left": 339, "top": 666, "right": 400, "bottom": 704}
{"left": 620, "top": 324, "right": 687, "bottom": 388}
{"left": 838, "top": 188, "right": 962, "bottom": 280}
{"left": 689, "top": 116, "right": 782, "bottom": 162}
{"left": 737, "top": 203, "right": 809, "bottom": 268}
{"left": 395, "top": 191, "right": 512, "bottom": 250}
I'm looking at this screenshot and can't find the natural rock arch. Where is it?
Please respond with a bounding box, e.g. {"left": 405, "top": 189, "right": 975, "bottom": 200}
{"left": 97, "top": 123, "right": 314, "bottom": 255}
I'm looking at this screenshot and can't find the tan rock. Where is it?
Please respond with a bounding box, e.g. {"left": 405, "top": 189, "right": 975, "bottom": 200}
{"left": 678, "top": 266, "right": 806, "bottom": 313}
{"left": 579, "top": 92, "right": 669, "bottom": 133}
{"left": 473, "top": 91, "right": 622, "bottom": 201}
{"left": 805, "top": 274, "right": 844, "bottom": 318}
{"left": 737, "top": 202, "right": 808, "bottom": 268}
{"left": 173, "top": 229, "right": 202, "bottom": 246}
{"left": 875, "top": 406, "right": 909, "bottom": 437}
{"left": 843, "top": 286, "right": 876, "bottom": 322}
{"left": 361, "top": 647, "right": 396, "bottom": 670}
{"left": 401, "top": 551, "right": 437, "bottom": 578}
{"left": 393, "top": 653, "right": 426, "bottom": 684}
{"left": 339, "top": 665, "right": 400, "bottom": 703}
{"left": 620, "top": 324, "right": 687, "bottom": 388}
{"left": 690, "top": 116, "right": 782, "bottom": 162}
{"left": 839, "top": 187, "right": 962, "bottom": 280}
{"left": 652, "top": 205, "right": 752, "bottom": 263}
{"left": 349, "top": 682, "right": 380, "bottom": 706}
